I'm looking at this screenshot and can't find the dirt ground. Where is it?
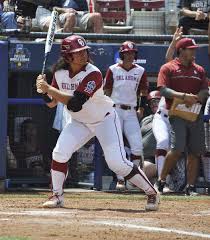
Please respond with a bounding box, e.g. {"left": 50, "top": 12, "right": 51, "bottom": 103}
{"left": 0, "top": 190, "right": 210, "bottom": 240}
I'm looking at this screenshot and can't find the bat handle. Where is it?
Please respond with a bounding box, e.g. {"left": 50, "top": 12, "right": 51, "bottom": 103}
{"left": 37, "top": 88, "right": 43, "bottom": 94}
{"left": 37, "top": 56, "right": 48, "bottom": 93}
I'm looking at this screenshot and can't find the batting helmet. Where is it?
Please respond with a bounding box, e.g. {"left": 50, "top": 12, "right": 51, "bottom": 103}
{"left": 147, "top": 90, "right": 161, "bottom": 101}
{"left": 119, "top": 41, "right": 138, "bottom": 60}
{"left": 61, "top": 35, "right": 90, "bottom": 59}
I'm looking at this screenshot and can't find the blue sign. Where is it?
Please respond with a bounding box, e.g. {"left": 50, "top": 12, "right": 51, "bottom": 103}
{"left": 9, "top": 43, "right": 31, "bottom": 69}
{"left": 9, "top": 41, "right": 210, "bottom": 77}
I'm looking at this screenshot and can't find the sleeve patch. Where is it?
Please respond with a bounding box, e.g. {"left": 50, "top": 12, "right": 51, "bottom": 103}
{"left": 84, "top": 81, "right": 97, "bottom": 94}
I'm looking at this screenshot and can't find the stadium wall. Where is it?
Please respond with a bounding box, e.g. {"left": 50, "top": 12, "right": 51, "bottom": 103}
{"left": 1, "top": 39, "right": 210, "bottom": 190}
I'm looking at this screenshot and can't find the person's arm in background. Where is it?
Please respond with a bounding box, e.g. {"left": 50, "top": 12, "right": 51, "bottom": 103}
{"left": 103, "top": 68, "right": 113, "bottom": 97}
{"left": 158, "top": 65, "right": 198, "bottom": 105}
{"left": 165, "top": 27, "right": 183, "bottom": 62}
{"left": 137, "top": 71, "right": 149, "bottom": 119}
{"left": 180, "top": 7, "right": 207, "bottom": 19}
{"left": 53, "top": 6, "right": 77, "bottom": 14}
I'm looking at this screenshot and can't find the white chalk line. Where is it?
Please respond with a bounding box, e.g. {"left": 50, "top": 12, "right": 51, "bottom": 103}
{"left": 90, "top": 220, "right": 210, "bottom": 239}
{"left": 0, "top": 210, "right": 77, "bottom": 216}
{"left": 1, "top": 209, "right": 210, "bottom": 238}
{"left": 1, "top": 209, "right": 210, "bottom": 217}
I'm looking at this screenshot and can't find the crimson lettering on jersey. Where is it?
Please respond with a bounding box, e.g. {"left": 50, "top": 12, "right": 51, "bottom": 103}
{"left": 115, "top": 75, "right": 139, "bottom": 81}
{"left": 76, "top": 71, "right": 103, "bottom": 97}
{"left": 51, "top": 65, "right": 102, "bottom": 97}
{"left": 104, "top": 63, "right": 148, "bottom": 107}
{"left": 51, "top": 72, "right": 82, "bottom": 94}
{"left": 104, "top": 64, "right": 148, "bottom": 91}
{"left": 61, "top": 83, "right": 79, "bottom": 91}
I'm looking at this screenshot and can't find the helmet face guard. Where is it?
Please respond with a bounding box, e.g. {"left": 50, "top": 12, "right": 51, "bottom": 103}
{"left": 61, "top": 35, "right": 90, "bottom": 60}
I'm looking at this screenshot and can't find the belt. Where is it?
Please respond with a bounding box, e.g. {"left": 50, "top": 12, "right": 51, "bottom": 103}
{"left": 113, "top": 104, "right": 135, "bottom": 110}
{"left": 157, "top": 110, "right": 168, "bottom": 118}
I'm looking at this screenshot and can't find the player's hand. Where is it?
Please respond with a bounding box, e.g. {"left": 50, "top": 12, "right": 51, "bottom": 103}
{"left": 65, "top": 8, "right": 77, "bottom": 14}
{"left": 36, "top": 74, "right": 49, "bottom": 94}
{"left": 195, "top": 10, "right": 207, "bottom": 20}
{"left": 137, "top": 108, "right": 144, "bottom": 120}
{"left": 184, "top": 93, "right": 198, "bottom": 106}
{"left": 172, "top": 27, "right": 183, "bottom": 44}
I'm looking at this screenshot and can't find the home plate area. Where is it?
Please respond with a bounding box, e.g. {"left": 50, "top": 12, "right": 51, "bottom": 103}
{"left": 0, "top": 192, "right": 210, "bottom": 240}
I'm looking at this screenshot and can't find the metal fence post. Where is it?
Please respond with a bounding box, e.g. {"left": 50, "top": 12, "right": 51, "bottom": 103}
{"left": 0, "top": 40, "right": 8, "bottom": 182}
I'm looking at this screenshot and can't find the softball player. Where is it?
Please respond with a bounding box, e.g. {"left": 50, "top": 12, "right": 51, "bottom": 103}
{"left": 36, "top": 35, "right": 159, "bottom": 210}
{"left": 104, "top": 41, "right": 148, "bottom": 190}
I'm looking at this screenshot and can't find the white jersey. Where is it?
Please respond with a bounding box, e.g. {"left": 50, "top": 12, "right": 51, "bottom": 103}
{"left": 52, "top": 63, "right": 113, "bottom": 124}
{"left": 157, "top": 97, "right": 168, "bottom": 115}
{"left": 104, "top": 63, "right": 148, "bottom": 107}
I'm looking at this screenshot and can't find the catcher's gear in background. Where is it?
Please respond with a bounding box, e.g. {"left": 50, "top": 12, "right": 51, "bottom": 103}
{"left": 169, "top": 97, "right": 202, "bottom": 122}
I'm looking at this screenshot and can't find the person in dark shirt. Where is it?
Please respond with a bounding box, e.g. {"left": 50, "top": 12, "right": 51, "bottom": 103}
{"left": 178, "top": 0, "right": 210, "bottom": 58}
{"left": 178, "top": 0, "right": 209, "bottom": 34}
{"left": 13, "top": 119, "right": 46, "bottom": 176}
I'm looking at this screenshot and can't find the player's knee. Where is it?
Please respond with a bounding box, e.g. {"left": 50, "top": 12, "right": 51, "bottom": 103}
{"left": 106, "top": 160, "right": 123, "bottom": 174}
{"left": 65, "top": 13, "right": 76, "bottom": 24}
{"left": 106, "top": 155, "right": 133, "bottom": 176}
{"left": 143, "top": 161, "right": 157, "bottom": 181}
{"left": 157, "top": 138, "right": 169, "bottom": 150}
{"left": 52, "top": 150, "right": 71, "bottom": 163}
{"left": 51, "top": 160, "right": 68, "bottom": 175}
{"left": 131, "top": 154, "right": 144, "bottom": 169}
{"left": 124, "top": 165, "right": 139, "bottom": 180}
{"left": 130, "top": 149, "right": 143, "bottom": 156}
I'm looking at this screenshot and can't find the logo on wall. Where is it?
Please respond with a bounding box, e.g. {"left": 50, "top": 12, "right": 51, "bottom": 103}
{"left": 9, "top": 44, "right": 31, "bottom": 69}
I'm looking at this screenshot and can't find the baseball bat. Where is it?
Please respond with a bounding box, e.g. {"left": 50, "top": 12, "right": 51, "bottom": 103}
{"left": 37, "top": 10, "right": 59, "bottom": 93}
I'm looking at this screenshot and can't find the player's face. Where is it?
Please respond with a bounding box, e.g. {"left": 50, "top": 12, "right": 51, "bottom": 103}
{"left": 123, "top": 51, "right": 136, "bottom": 63}
{"left": 182, "top": 48, "right": 196, "bottom": 63}
{"left": 71, "top": 49, "right": 88, "bottom": 65}
{"left": 149, "top": 98, "right": 160, "bottom": 113}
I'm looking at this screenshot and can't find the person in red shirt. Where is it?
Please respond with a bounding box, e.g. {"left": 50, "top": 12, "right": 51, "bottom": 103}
{"left": 156, "top": 38, "right": 208, "bottom": 196}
